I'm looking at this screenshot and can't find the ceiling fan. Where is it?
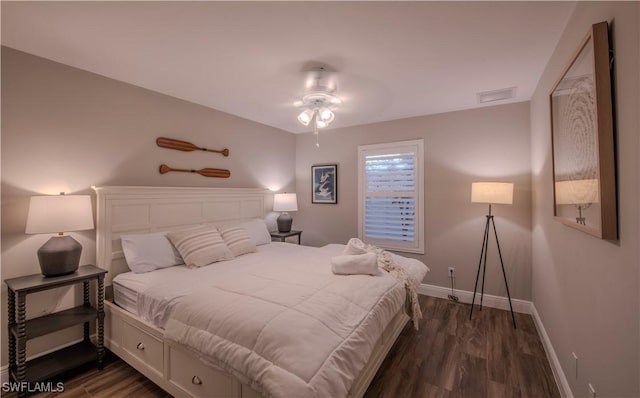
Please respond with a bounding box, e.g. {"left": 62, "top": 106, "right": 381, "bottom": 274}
{"left": 294, "top": 67, "right": 342, "bottom": 147}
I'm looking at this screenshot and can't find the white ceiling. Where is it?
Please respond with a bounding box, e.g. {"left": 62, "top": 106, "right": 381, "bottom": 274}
{"left": 1, "top": 1, "right": 576, "bottom": 134}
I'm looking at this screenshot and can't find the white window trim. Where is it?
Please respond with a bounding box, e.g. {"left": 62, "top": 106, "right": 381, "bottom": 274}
{"left": 357, "top": 139, "right": 425, "bottom": 254}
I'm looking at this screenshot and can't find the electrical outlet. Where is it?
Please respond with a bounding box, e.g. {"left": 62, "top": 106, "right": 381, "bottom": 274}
{"left": 448, "top": 267, "right": 455, "bottom": 278}
{"left": 572, "top": 352, "right": 578, "bottom": 379}
{"left": 588, "top": 383, "right": 596, "bottom": 398}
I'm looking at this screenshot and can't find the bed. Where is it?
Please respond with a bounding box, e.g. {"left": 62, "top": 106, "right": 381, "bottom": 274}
{"left": 93, "top": 186, "right": 428, "bottom": 398}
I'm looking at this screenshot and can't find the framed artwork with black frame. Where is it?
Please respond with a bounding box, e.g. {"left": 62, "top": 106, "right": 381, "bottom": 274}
{"left": 312, "top": 164, "right": 337, "bottom": 204}
{"left": 549, "top": 21, "right": 617, "bottom": 240}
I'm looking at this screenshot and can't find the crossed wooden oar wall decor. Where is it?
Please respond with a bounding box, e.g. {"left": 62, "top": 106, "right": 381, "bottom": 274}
{"left": 157, "top": 137, "right": 230, "bottom": 179}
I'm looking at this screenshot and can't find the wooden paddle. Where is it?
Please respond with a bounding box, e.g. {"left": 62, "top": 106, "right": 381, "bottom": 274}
{"left": 156, "top": 137, "right": 229, "bottom": 157}
{"left": 159, "top": 164, "right": 230, "bottom": 178}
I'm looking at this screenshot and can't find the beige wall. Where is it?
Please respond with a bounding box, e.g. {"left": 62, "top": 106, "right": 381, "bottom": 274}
{"left": 3, "top": 4, "right": 638, "bottom": 391}
{"left": 530, "top": 2, "right": 639, "bottom": 397}
{"left": 295, "top": 102, "right": 532, "bottom": 300}
{"left": 0, "top": 47, "right": 295, "bottom": 366}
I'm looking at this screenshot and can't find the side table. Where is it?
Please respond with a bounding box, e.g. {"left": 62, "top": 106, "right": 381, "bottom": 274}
{"left": 5, "top": 265, "right": 107, "bottom": 397}
{"left": 270, "top": 230, "right": 302, "bottom": 245}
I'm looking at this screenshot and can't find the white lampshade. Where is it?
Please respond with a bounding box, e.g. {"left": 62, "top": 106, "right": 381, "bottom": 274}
{"left": 555, "top": 179, "right": 599, "bottom": 205}
{"left": 273, "top": 193, "right": 298, "bottom": 212}
{"left": 318, "top": 108, "right": 335, "bottom": 123}
{"left": 297, "top": 109, "right": 314, "bottom": 126}
{"left": 471, "top": 182, "right": 514, "bottom": 205}
{"left": 26, "top": 194, "right": 94, "bottom": 234}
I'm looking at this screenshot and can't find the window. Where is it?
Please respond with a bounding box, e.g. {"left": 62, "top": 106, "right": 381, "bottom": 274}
{"left": 358, "top": 139, "right": 424, "bottom": 254}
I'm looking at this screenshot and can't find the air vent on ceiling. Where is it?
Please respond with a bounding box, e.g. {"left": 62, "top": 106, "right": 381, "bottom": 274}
{"left": 477, "top": 87, "right": 517, "bottom": 104}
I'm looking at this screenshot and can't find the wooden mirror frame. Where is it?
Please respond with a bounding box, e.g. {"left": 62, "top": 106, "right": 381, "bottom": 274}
{"left": 549, "top": 21, "right": 617, "bottom": 240}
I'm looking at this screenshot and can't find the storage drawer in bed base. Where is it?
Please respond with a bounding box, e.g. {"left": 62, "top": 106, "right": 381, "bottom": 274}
{"left": 104, "top": 300, "right": 408, "bottom": 398}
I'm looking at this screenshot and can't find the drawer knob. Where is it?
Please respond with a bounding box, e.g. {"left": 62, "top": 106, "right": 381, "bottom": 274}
{"left": 192, "top": 376, "right": 202, "bottom": 385}
{"left": 136, "top": 342, "right": 145, "bottom": 350}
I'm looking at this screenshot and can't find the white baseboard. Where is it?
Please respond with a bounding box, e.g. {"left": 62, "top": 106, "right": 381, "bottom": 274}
{"left": 417, "top": 283, "right": 532, "bottom": 314}
{"left": 531, "top": 305, "right": 573, "bottom": 398}
{"left": 0, "top": 335, "right": 96, "bottom": 384}
{"left": 418, "top": 283, "right": 571, "bottom": 398}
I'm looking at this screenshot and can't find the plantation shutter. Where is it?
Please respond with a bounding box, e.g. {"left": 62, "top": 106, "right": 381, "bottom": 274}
{"left": 358, "top": 139, "right": 424, "bottom": 254}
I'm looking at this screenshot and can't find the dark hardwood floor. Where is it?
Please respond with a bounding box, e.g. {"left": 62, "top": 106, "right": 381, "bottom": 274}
{"left": 365, "top": 296, "right": 559, "bottom": 398}
{"left": 2, "top": 353, "right": 170, "bottom": 398}
{"left": 8, "top": 296, "right": 559, "bottom": 398}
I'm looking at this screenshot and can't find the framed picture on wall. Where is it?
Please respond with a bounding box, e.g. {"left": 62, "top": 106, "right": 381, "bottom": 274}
{"left": 312, "top": 164, "right": 337, "bottom": 204}
{"left": 549, "top": 21, "right": 617, "bottom": 240}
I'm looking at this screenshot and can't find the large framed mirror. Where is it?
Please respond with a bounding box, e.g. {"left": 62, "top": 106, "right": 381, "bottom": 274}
{"left": 550, "top": 21, "right": 617, "bottom": 240}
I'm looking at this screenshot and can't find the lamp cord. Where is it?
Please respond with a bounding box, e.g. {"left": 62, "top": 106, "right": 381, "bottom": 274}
{"left": 448, "top": 272, "right": 459, "bottom": 302}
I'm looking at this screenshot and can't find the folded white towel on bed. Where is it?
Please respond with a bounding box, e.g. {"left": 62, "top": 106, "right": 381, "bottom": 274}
{"left": 331, "top": 253, "right": 379, "bottom": 276}
{"left": 342, "top": 237, "right": 370, "bottom": 255}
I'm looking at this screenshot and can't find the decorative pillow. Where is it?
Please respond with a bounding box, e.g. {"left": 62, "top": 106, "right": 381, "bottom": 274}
{"left": 219, "top": 226, "right": 257, "bottom": 257}
{"left": 167, "top": 226, "right": 234, "bottom": 268}
{"left": 121, "top": 232, "right": 183, "bottom": 274}
{"left": 236, "top": 219, "right": 272, "bottom": 246}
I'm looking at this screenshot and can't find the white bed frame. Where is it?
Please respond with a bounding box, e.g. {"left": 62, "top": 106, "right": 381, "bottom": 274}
{"left": 93, "top": 186, "right": 408, "bottom": 398}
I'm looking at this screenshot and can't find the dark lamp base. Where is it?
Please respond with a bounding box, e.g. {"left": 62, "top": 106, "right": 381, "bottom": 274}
{"left": 277, "top": 213, "right": 293, "bottom": 233}
{"left": 37, "top": 235, "right": 82, "bottom": 277}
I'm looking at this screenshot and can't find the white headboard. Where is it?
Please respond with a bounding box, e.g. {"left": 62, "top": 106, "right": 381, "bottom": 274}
{"left": 92, "top": 186, "right": 272, "bottom": 285}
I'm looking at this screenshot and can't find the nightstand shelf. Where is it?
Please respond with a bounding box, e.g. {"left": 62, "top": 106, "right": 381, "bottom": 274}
{"left": 10, "top": 341, "right": 97, "bottom": 383}
{"left": 270, "top": 230, "right": 302, "bottom": 245}
{"left": 10, "top": 305, "right": 97, "bottom": 340}
{"left": 5, "top": 265, "right": 107, "bottom": 397}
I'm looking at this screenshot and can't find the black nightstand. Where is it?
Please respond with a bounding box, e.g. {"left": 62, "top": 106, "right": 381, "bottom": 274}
{"left": 270, "top": 230, "right": 302, "bottom": 245}
{"left": 5, "top": 265, "right": 107, "bottom": 396}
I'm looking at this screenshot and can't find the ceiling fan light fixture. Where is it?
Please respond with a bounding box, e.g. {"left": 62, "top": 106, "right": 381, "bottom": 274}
{"left": 319, "top": 108, "right": 334, "bottom": 123}
{"left": 294, "top": 66, "right": 342, "bottom": 146}
{"left": 297, "top": 109, "right": 314, "bottom": 126}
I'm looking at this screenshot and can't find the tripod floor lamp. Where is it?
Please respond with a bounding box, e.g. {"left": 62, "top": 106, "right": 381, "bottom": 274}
{"left": 469, "top": 182, "right": 516, "bottom": 328}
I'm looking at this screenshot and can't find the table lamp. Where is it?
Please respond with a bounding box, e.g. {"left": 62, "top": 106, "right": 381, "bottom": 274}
{"left": 25, "top": 193, "right": 94, "bottom": 277}
{"left": 469, "top": 182, "right": 516, "bottom": 328}
{"left": 273, "top": 193, "right": 298, "bottom": 233}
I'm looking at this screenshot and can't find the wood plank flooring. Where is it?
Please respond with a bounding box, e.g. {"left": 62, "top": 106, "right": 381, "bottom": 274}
{"left": 2, "top": 355, "right": 171, "bottom": 398}
{"left": 365, "top": 296, "right": 560, "bottom": 398}
{"left": 8, "top": 296, "right": 559, "bottom": 398}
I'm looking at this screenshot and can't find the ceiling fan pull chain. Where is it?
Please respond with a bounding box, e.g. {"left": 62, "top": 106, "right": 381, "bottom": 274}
{"left": 313, "top": 110, "right": 320, "bottom": 147}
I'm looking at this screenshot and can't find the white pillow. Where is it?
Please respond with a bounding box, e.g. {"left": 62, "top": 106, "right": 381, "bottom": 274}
{"left": 263, "top": 212, "right": 279, "bottom": 233}
{"left": 219, "top": 226, "right": 256, "bottom": 257}
{"left": 121, "top": 232, "right": 183, "bottom": 274}
{"left": 167, "top": 226, "right": 234, "bottom": 268}
{"left": 236, "top": 219, "right": 272, "bottom": 246}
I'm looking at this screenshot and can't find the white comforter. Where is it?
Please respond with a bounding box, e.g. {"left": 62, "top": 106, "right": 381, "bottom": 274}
{"left": 164, "top": 243, "right": 428, "bottom": 398}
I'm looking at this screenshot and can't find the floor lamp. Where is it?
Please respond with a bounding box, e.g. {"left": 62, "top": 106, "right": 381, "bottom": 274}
{"left": 554, "top": 179, "right": 599, "bottom": 225}
{"left": 469, "top": 182, "right": 516, "bottom": 328}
